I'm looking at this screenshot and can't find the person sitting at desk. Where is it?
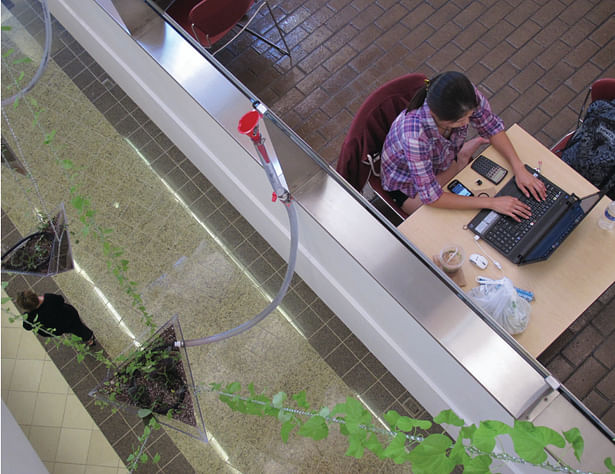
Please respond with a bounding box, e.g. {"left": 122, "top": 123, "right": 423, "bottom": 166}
{"left": 380, "top": 71, "right": 547, "bottom": 219}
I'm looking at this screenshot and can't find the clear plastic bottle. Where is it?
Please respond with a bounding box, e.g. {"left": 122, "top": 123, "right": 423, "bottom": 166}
{"left": 598, "top": 200, "right": 615, "bottom": 230}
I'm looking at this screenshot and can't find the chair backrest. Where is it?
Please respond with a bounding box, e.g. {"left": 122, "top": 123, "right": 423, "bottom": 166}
{"left": 591, "top": 78, "right": 615, "bottom": 103}
{"left": 336, "top": 73, "right": 427, "bottom": 192}
{"left": 189, "top": 0, "right": 253, "bottom": 41}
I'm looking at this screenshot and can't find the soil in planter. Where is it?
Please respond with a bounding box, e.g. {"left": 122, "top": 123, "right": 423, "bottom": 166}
{"left": 2, "top": 215, "right": 61, "bottom": 273}
{"left": 101, "top": 326, "right": 197, "bottom": 427}
{"left": 3, "top": 232, "right": 53, "bottom": 272}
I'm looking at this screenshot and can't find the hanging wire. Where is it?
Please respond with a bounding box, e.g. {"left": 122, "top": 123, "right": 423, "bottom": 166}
{"left": 1, "top": 0, "right": 52, "bottom": 107}
{"left": 1, "top": 107, "right": 58, "bottom": 242}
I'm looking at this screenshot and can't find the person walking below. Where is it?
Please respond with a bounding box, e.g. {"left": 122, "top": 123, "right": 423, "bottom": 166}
{"left": 16, "top": 290, "right": 96, "bottom": 346}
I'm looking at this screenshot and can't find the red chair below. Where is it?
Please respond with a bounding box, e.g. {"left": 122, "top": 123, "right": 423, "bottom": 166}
{"left": 336, "top": 73, "right": 427, "bottom": 221}
{"left": 591, "top": 78, "right": 615, "bottom": 102}
{"left": 166, "top": 0, "right": 289, "bottom": 57}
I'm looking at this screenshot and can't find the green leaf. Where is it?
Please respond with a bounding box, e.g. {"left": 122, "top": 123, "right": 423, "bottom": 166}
{"left": 72, "top": 195, "right": 85, "bottom": 211}
{"left": 152, "top": 453, "right": 161, "bottom": 464}
{"left": 138, "top": 408, "right": 153, "bottom": 418}
{"left": 318, "top": 407, "right": 330, "bottom": 418}
{"left": 292, "top": 390, "right": 309, "bottom": 409}
{"left": 459, "top": 424, "right": 477, "bottom": 440}
{"left": 297, "top": 415, "right": 328, "bottom": 441}
{"left": 434, "top": 409, "right": 465, "bottom": 427}
{"left": 384, "top": 410, "right": 401, "bottom": 429}
{"left": 224, "top": 382, "right": 241, "bottom": 393}
{"left": 280, "top": 420, "right": 295, "bottom": 443}
{"left": 407, "top": 433, "right": 454, "bottom": 473}
{"left": 462, "top": 454, "right": 492, "bottom": 474}
{"left": 382, "top": 432, "right": 404, "bottom": 457}
{"left": 245, "top": 400, "right": 264, "bottom": 416}
{"left": 382, "top": 433, "right": 409, "bottom": 464}
{"left": 1, "top": 25, "right": 12, "bottom": 30}
{"left": 364, "top": 433, "right": 385, "bottom": 459}
{"left": 2, "top": 47, "right": 15, "bottom": 57}
{"left": 472, "top": 420, "right": 510, "bottom": 453}
{"left": 43, "top": 130, "right": 56, "bottom": 144}
{"left": 563, "top": 427, "right": 584, "bottom": 462}
{"left": 345, "top": 431, "right": 366, "bottom": 458}
{"left": 13, "top": 56, "right": 33, "bottom": 64}
{"left": 509, "top": 420, "right": 565, "bottom": 465}
{"left": 396, "top": 416, "right": 432, "bottom": 432}
{"left": 604, "top": 457, "right": 614, "bottom": 473}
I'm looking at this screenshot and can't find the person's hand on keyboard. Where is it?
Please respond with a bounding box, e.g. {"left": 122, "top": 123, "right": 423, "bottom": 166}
{"left": 514, "top": 167, "right": 547, "bottom": 202}
{"left": 491, "top": 196, "right": 532, "bottom": 222}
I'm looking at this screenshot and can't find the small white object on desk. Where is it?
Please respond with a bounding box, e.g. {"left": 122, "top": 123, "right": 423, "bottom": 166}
{"left": 469, "top": 253, "right": 488, "bottom": 270}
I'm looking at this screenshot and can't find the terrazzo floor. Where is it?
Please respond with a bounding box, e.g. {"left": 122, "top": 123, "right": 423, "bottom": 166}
{"left": 1, "top": 1, "right": 430, "bottom": 472}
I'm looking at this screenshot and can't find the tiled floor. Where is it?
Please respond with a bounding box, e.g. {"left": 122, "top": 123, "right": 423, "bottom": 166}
{"left": 202, "top": 0, "right": 615, "bottom": 431}
{"left": 1, "top": 2, "right": 428, "bottom": 472}
{"left": 1, "top": 0, "right": 614, "bottom": 472}
{"left": 2, "top": 290, "right": 128, "bottom": 474}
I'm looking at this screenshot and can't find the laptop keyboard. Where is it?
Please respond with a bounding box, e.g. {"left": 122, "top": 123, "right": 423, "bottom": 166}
{"left": 484, "top": 177, "right": 563, "bottom": 254}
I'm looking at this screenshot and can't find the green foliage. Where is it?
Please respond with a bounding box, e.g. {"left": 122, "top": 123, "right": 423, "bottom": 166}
{"left": 563, "top": 427, "right": 584, "bottom": 462}
{"left": 6, "top": 87, "right": 156, "bottom": 333}
{"left": 407, "top": 434, "right": 454, "bottom": 472}
{"left": 125, "top": 415, "right": 161, "bottom": 472}
{"left": 510, "top": 420, "right": 565, "bottom": 464}
{"left": 209, "top": 382, "right": 604, "bottom": 474}
{"left": 434, "top": 409, "right": 465, "bottom": 427}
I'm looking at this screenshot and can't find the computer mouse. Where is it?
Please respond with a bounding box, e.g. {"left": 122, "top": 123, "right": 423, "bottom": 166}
{"left": 469, "top": 253, "right": 488, "bottom": 270}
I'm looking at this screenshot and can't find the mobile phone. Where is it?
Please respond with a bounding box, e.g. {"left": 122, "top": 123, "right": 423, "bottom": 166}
{"left": 471, "top": 155, "right": 508, "bottom": 184}
{"left": 447, "top": 179, "right": 474, "bottom": 196}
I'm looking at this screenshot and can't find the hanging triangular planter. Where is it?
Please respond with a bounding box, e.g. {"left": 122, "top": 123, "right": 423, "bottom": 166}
{"left": 1, "top": 202, "right": 74, "bottom": 276}
{"left": 89, "top": 315, "right": 208, "bottom": 443}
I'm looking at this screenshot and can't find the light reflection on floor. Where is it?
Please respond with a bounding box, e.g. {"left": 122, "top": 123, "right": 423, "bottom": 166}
{"left": 0, "top": 4, "right": 413, "bottom": 472}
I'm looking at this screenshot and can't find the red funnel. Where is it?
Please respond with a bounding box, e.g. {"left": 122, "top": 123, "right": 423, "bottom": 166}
{"left": 238, "top": 110, "right": 261, "bottom": 139}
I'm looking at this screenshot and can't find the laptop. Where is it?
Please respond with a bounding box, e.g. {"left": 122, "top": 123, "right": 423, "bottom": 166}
{"left": 467, "top": 165, "right": 602, "bottom": 265}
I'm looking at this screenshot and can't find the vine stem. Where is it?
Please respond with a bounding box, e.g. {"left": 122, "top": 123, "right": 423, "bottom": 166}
{"left": 199, "top": 385, "right": 591, "bottom": 474}
{"left": 128, "top": 428, "right": 152, "bottom": 473}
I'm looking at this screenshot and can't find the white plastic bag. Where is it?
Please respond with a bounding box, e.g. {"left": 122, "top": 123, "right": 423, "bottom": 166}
{"left": 467, "top": 277, "right": 530, "bottom": 335}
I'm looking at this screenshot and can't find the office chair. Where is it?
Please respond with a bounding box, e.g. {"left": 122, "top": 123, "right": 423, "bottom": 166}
{"left": 166, "top": 0, "right": 290, "bottom": 57}
{"left": 336, "top": 73, "right": 427, "bottom": 221}
{"left": 551, "top": 77, "right": 615, "bottom": 157}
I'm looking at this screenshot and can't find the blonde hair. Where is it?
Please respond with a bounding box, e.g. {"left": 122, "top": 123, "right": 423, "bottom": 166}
{"left": 16, "top": 290, "right": 40, "bottom": 312}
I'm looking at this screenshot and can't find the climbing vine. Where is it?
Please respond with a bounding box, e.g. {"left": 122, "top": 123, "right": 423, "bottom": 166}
{"left": 207, "top": 382, "right": 615, "bottom": 474}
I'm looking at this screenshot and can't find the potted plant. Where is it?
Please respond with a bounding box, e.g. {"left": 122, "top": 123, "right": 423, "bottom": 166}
{"left": 1, "top": 202, "right": 74, "bottom": 276}
{"left": 89, "top": 315, "right": 207, "bottom": 443}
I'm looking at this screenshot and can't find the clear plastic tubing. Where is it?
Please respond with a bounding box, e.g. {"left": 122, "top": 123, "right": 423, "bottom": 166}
{"left": 178, "top": 200, "right": 298, "bottom": 347}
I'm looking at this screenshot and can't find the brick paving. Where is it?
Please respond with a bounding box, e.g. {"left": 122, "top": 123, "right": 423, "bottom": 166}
{"left": 211, "top": 0, "right": 615, "bottom": 433}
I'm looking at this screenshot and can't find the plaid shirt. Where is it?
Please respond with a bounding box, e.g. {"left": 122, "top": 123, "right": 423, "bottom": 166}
{"left": 381, "top": 88, "right": 504, "bottom": 204}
